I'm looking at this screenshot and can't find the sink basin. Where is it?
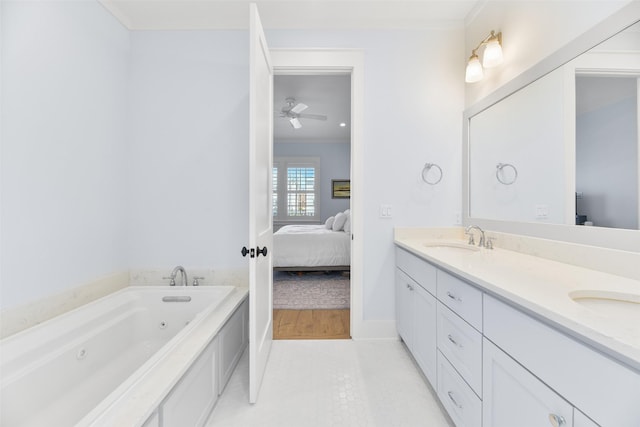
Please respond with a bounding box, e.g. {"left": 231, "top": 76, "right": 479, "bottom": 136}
{"left": 569, "top": 290, "right": 640, "bottom": 322}
{"left": 422, "top": 241, "right": 481, "bottom": 253}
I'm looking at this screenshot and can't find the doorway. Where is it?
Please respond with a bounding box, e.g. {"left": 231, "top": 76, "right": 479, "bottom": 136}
{"left": 272, "top": 74, "right": 351, "bottom": 339}
{"left": 269, "top": 48, "right": 365, "bottom": 340}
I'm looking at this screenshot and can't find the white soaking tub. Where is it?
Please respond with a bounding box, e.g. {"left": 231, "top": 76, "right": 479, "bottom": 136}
{"left": 0, "top": 285, "right": 243, "bottom": 427}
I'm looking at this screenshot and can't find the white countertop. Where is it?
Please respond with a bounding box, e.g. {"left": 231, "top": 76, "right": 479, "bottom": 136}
{"left": 394, "top": 232, "right": 640, "bottom": 372}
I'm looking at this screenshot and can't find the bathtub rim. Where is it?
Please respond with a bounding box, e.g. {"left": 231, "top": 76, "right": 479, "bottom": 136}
{"left": 77, "top": 286, "right": 248, "bottom": 427}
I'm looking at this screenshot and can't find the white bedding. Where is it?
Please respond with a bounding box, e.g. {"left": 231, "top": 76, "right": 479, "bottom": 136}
{"left": 273, "top": 224, "right": 351, "bottom": 268}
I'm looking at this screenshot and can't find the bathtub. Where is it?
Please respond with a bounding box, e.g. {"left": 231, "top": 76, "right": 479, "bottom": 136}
{"left": 0, "top": 285, "right": 247, "bottom": 427}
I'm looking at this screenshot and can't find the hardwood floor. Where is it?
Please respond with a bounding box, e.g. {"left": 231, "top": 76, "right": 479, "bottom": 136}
{"left": 273, "top": 309, "right": 350, "bottom": 340}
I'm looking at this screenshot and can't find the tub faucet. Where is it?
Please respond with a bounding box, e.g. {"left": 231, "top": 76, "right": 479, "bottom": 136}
{"left": 464, "top": 225, "right": 485, "bottom": 248}
{"left": 166, "top": 265, "right": 188, "bottom": 286}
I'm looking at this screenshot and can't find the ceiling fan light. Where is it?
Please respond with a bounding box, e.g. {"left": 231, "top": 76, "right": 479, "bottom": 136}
{"left": 289, "top": 117, "right": 302, "bottom": 129}
{"left": 465, "top": 54, "right": 484, "bottom": 83}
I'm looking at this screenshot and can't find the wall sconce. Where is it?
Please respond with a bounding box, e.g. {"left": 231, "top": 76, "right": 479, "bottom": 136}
{"left": 465, "top": 30, "right": 503, "bottom": 83}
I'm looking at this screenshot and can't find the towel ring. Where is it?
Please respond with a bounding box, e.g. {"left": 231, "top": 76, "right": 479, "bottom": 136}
{"left": 422, "top": 163, "right": 443, "bottom": 185}
{"left": 496, "top": 163, "right": 518, "bottom": 185}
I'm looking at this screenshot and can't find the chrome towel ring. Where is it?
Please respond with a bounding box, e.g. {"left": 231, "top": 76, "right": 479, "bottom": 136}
{"left": 422, "top": 163, "right": 443, "bottom": 185}
{"left": 496, "top": 163, "right": 518, "bottom": 185}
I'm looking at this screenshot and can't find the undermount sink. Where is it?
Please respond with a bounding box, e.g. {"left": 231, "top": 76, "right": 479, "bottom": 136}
{"left": 569, "top": 290, "right": 640, "bottom": 322}
{"left": 422, "top": 241, "right": 481, "bottom": 253}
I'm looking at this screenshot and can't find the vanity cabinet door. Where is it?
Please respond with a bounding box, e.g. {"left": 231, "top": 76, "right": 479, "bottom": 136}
{"left": 396, "top": 269, "right": 414, "bottom": 345}
{"left": 574, "top": 410, "right": 600, "bottom": 427}
{"left": 395, "top": 268, "right": 437, "bottom": 386}
{"left": 483, "top": 338, "right": 573, "bottom": 427}
{"left": 412, "top": 280, "right": 437, "bottom": 385}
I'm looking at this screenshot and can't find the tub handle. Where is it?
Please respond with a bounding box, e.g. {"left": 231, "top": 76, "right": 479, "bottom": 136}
{"left": 162, "top": 296, "right": 192, "bottom": 303}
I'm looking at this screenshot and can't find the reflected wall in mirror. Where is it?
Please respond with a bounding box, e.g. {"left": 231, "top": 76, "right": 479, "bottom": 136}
{"left": 576, "top": 75, "right": 638, "bottom": 230}
{"left": 468, "top": 20, "right": 640, "bottom": 231}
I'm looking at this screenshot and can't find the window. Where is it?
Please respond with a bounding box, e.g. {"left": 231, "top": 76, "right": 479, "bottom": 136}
{"left": 273, "top": 157, "right": 320, "bottom": 222}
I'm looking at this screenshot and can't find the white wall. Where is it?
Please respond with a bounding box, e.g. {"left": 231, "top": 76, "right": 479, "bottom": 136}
{"left": 469, "top": 67, "right": 566, "bottom": 224}
{"left": 127, "top": 28, "right": 465, "bottom": 322}
{"left": 464, "top": 0, "right": 632, "bottom": 107}
{"left": 267, "top": 29, "right": 465, "bottom": 320}
{"left": 1, "top": 2, "right": 464, "bottom": 329}
{"left": 274, "top": 141, "right": 351, "bottom": 222}
{"left": 127, "top": 31, "right": 249, "bottom": 271}
{"left": 1, "top": 1, "right": 130, "bottom": 309}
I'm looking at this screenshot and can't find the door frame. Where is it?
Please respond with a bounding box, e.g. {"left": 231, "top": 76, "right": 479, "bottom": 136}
{"left": 270, "top": 49, "right": 365, "bottom": 338}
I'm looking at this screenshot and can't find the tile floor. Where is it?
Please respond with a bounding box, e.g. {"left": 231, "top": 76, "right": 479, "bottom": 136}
{"left": 206, "top": 340, "right": 454, "bottom": 427}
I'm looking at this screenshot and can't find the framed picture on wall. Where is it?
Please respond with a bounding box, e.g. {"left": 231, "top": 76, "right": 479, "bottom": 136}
{"left": 331, "top": 179, "right": 350, "bottom": 199}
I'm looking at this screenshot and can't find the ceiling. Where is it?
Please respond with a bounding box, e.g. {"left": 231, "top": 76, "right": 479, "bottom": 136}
{"left": 99, "top": 0, "right": 480, "bottom": 143}
{"left": 100, "top": 0, "right": 479, "bottom": 31}
{"left": 274, "top": 75, "right": 351, "bottom": 142}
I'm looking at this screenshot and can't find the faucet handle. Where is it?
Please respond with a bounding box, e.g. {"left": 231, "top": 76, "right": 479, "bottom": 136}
{"left": 465, "top": 231, "right": 475, "bottom": 245}
{"left": 162, "top": 276, "right": 176, "bottom": 286}
{"left": 485, "top": 237, "right": 496, "bottom": 250}
{"left": 192, "top": 276, "right": 205, "bottom": 286}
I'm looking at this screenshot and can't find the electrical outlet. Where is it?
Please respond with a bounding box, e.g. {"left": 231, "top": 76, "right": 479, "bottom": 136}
{"left": 535, "top": 204, "right": 549, "bottom": 219}
{"left": 454, "top": 211, "right": 462, "bottom": 225}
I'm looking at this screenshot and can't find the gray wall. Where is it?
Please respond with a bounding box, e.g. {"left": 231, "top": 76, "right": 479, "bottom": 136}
{"left": 274, "top": 141, "right": 351, "bottom": 222}
{"left": 577, "top": 95, "right": 638, "bottom": 229}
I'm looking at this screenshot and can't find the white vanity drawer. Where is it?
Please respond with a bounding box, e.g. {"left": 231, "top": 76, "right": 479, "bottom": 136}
{"left": 437, "top": 302, "right": 482, "bottom": 397}
{"left": 484, "top": 294, "right": 640, "bottom": 427}
{"left": 437, "top": 270, "right": 482, "bottom": 331}
{"left": 437, "top": 350, "right": 481, "bottom": 427}
{"left": 396, "top": 248, "right": 437, "bottom": 295}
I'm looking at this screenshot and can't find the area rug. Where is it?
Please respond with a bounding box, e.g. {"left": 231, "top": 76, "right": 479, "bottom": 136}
{"left": 273, "top": 271, "right": 350, "bottom": 310}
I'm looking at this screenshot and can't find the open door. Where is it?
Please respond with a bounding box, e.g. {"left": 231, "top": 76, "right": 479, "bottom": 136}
{"left": 248, "top": 3, "right": 273, "bottom": 404}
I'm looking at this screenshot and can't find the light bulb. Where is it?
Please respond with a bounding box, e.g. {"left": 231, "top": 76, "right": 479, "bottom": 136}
{"left": 482, "top": 38, "right": 503, "bottom": 68}
{"left": 465, "top": 54, "right": 483, "bottom": 83}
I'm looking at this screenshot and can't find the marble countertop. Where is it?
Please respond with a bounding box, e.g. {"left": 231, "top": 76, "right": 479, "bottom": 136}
{"left": 394, "top": 231, "right": 640, "bottom": 372}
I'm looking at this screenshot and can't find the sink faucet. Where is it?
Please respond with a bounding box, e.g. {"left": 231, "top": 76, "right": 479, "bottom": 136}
{"left": 166, "top": 265, "right": 188, "bottom": 286}
{"left": 465, "top": 225, "right": 485, "bottom": 248}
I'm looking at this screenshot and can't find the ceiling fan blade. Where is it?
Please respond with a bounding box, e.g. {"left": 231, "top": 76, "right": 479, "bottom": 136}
{"left": 297, "top": 113, "right": 327, "bottom": 121}
{"left": 289, "top": 117, "right": 302, "bottom": 129}
{"left": 290, "top": 103, "right": 308, "bottom": 114}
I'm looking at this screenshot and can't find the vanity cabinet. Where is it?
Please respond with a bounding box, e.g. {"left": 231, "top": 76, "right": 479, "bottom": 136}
{"left": 483, "top": 338, "right": 573, "bottom": 427}
{"left": 396, "top": 249, "right": 437, "bottom": 385}
{"left": 394, "top": 244, "right": 640, "bottom": 427}
{"left": 484, "top": 294, "right": 640, "bottom": 427}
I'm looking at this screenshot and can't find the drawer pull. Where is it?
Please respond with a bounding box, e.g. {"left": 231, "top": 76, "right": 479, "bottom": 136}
{"left": 447, "top": 334, "right": 463, "bottom": 348}
{"left": 446, "top": 291, "right": 462, "bottom": 302}
{"left": 548, "top": 414, "right": 566, "bottom": 427}
{"left": 447, "top": 391, "right": 463, "bottom": 409}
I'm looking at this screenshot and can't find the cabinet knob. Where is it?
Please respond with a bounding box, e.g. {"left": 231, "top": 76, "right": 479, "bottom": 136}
{"left": 447, "top": 391, "right": 463, "bottom": 409}
{"left": 548, "top": 414, "right": 566, "bottom": 427}
{"left": 446, "top": 291, "right": 462, "bottom": 302}
{"left": 447, "top": 334, "right": 463, "bottom": 348}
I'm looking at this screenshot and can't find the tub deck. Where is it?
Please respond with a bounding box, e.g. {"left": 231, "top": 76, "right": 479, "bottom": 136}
{"left": 1, "top": 285, "right": 246, "bottom": 427}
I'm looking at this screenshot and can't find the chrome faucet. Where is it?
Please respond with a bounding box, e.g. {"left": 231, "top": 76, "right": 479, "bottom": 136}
{"left": 465, "top": 225, "right": 485, "bottom": 248}
{"left": 165, "top": 265, "right": 188, "bottom": 286}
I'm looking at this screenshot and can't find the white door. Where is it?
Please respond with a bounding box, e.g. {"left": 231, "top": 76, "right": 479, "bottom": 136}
{"left": 248, "top": 2, "right": 273, "bottom": 404}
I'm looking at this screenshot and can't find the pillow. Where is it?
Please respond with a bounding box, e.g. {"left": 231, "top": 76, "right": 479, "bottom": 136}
{"left": 343, "top": 209, "right": 351, "bottom": 216}
{"left": 324, "top": 216, "right": 335, "bottom": 229}
{"left": 343, "top": 214, "right": 351, "bottom": 233}
{"left": 332, "top": 212, "right": 347, "bottom": 231}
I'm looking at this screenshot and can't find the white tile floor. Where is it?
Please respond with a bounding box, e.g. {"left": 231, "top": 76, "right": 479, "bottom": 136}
{"left": 206, "top": 340, "right": 454, "bottom": 427}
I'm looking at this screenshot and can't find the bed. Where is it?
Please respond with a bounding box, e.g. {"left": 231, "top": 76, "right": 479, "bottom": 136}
{"left": 272, "top": 224, "right": 351, "bottom": 271}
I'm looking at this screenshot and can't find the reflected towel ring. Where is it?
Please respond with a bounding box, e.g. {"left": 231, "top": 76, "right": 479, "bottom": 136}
{"left": 422, "top": 163, "right": 443, "bottom": 185}
{"left": 496, "top": 163, "right": 518, "bottom": 185}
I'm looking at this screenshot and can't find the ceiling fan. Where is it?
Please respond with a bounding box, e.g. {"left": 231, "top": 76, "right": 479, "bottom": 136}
{"left": 279, "top": 97, "right": 327, "bottom": 129}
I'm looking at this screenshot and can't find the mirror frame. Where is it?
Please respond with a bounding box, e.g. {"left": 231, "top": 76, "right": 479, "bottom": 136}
{"left": 462, "top": 1, "right": 640, "bottom": 253}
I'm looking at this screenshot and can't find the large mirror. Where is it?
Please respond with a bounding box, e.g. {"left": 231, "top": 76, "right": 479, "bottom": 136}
{"left": 464, "top": 4, "right": 640, "bottom": 251}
